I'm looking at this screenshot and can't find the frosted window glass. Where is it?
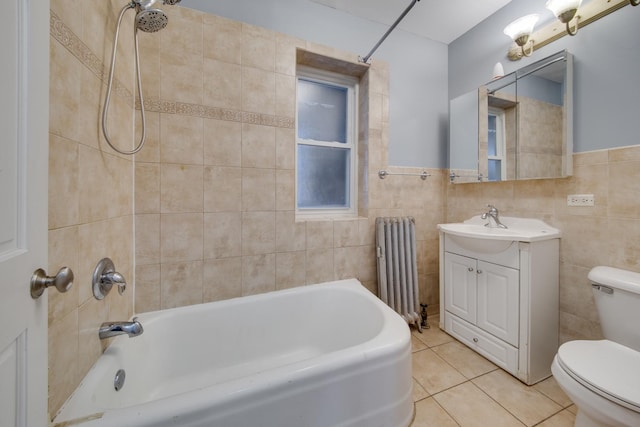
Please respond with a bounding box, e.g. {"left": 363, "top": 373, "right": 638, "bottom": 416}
{"left": 297, "top": 79, "right": 347, "bottom": 143}
{"left": 297, "top": 145, "right": 350, "bottom": 209}
{"left": 488, "top": 159, "right": 502, "bottom": 181}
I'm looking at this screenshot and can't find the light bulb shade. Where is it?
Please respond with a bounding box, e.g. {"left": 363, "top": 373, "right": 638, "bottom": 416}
{"left": 546, "top": 0, "right": 582, "bottom": 19}
{"left": 493, "top": 62, "right": 505, "bottom": 79}
{"left": 503, "top": 14, "right": 540, "bottom": 43}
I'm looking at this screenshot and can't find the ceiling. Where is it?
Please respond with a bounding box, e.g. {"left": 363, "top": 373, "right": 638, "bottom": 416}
{"left": 310, "top": 0, "right": 514, "bottom": 44}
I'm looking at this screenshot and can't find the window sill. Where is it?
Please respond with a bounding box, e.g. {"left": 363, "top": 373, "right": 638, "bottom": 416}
{"left": 295, "top": 213, "right": 362, "bottom": 223}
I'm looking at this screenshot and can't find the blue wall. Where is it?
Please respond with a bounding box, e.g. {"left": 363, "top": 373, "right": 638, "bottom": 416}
{"left": 449, "top": 0, "right": 640, "bottom": 153}
{"left": 517, "top": 75, "right": 563, "bottom": 106}
{"left": 181, "top": 0, "right": 449, "bottom": 168}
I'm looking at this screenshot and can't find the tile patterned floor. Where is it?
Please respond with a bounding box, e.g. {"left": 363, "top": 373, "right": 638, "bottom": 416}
{"left": 410, "top": 319, "right": 576, "bottom": 427}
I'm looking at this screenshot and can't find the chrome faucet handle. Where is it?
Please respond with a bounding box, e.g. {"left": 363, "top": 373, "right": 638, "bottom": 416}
{"left": 101, "top": 271, "right": 126, "bottom": 295}
{"left": 481, "top": 204, "right": 497, "bottom": 220}
{"left": 482, "top": 204, "right": 506, "bottom": 228}
{"left": 101, "top": 270, "right": 125, "bottom": 284}
{"left": 92, "top": 258, "right": 127, "bottom": 300}
{"left": 483, "top": 204, "right": 508, "bottom": 229}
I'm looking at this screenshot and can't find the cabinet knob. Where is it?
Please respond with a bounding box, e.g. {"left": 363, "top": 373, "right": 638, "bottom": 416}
{"left": 477, "top": 269, "right": 483, "bottom": 274}
{"left": 473, "top": 337, "right": 478, "bottom": 343}
{"left": 468, "top": 267, "right": 474, "bottom": 272}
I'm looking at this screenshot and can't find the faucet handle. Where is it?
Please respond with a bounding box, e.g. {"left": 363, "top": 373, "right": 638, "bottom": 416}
{"left": 92, "top": 258, "right": 127, "bottom": 300}
{"left": 101, "top": 271, "right": 126, "bottom": 294}
{"left": 117, "top": 280, "right": 126, "bottom": 295}
{"left": 101, "top": 270, "right": 125, "bottom": 285}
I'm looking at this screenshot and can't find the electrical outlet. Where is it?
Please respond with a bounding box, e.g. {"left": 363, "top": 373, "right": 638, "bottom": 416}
{"left": 567, "top": 194, "right": 595, "bottom": 206}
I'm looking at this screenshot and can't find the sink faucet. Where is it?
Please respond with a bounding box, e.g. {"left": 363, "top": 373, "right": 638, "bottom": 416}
{"left": 99, "top": 318, "right": 144, "bottom": 340}
{"left": 481, "top": 205, "right": 508, "bottom": 229}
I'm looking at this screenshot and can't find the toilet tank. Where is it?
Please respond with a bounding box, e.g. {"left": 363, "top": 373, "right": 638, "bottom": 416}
{"left": 589, "top": 266, "right": 640, "bottom": 352}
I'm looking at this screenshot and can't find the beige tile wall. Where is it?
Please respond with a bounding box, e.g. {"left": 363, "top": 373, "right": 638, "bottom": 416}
{"left": 133, "top": 8, "right": 445, "bottom": 315}
{"left": 48, "top": 0, "right": 135, "bottom": 417}
{"left": 447, "top": 145, "right": 640, "bottom": 343}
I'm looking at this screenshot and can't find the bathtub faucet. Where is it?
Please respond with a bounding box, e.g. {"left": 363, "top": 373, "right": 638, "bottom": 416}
{"left": 481, "top": 204, "right": 507, "bottom": 229}
{"left": 99, "top": 318, "right": 144, "bottom": 340}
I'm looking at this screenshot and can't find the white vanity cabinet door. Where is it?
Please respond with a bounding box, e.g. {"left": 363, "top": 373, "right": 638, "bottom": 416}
{"left": 444, "top": 252, "right": 477, "bottom": 324}
{"left": 476, "top": 261, "right": 519, "bottom": 347}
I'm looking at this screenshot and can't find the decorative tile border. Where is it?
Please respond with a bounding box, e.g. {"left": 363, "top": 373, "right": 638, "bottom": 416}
{"left": 138, "top": 98, "right": 294, "bottom": 129}
{"left": 51, "top": 10, "right": 294, "bottom": 130}
{"left": 50, "top": 10, "right": 133, "bottom": 101}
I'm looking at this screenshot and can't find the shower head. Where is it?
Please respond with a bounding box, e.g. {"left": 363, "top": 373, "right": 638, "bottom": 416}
{"left": 135, "top": 8, "right": 168, "bottom": 32}
{"left": 133, "top": 0, "right": 181, "bottom": 33}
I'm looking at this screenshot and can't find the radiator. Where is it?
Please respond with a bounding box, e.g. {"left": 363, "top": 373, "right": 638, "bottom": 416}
{"left": 375, "top": 217, "right": 422, "bottom": 332}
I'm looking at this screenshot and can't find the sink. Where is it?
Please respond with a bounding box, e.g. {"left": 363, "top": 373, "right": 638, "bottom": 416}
{"left": 438, "top": 216, "right": 561, "bottom": 243}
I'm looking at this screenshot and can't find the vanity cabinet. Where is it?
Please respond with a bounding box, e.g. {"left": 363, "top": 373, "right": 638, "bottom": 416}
{"left": 439, "top": 231, "right": 560, "bottom": 385}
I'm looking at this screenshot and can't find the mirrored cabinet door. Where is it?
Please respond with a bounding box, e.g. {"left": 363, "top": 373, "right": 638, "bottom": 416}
{"left": 449, "top": 50, "right": 573, "bottom": 183}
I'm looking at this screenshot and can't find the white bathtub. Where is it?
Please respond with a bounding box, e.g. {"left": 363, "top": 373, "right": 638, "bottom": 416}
{"left": 53, "top": 279, "right": 413, "bottom": 427}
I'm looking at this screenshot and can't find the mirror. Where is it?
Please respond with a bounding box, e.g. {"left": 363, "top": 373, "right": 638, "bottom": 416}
{"left": 449, "top": 50, "right": 573, "bottom": 183}
{"left": 449, "top": 89, "right": 479, "bottom": 181}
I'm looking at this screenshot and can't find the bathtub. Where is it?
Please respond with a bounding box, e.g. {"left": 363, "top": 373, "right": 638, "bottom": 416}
{"left": 53, "top": 278, "right": 413, "bottom": 427}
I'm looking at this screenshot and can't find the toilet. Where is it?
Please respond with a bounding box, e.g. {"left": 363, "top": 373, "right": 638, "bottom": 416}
{"left": 552, "top": 266, "right": 640, "bottom": 426}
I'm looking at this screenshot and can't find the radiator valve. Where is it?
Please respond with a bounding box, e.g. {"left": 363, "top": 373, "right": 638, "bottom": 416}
{"left": 420, "top": 304, "right": 430, "bottom": 329}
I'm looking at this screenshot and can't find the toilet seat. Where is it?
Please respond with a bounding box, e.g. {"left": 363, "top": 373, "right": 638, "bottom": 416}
{"left": 557, "top": 340, "right": 640, "bottom": 413}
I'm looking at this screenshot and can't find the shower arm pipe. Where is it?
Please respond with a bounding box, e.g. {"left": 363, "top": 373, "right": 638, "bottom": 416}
{"left": 358, "top": 0, "right": 420, "bottom": 64}
{"left": 102, "top": 2, "right": 147, "bottom": 156}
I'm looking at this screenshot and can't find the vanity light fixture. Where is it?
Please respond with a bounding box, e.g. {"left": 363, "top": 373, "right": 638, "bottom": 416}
{"left": 507, "top": 0, "right": 634, "bottom": 61}
{"left": 546, "top": 0, "right": 582, "bottom": 36}
{"left": 503, "top": 14, "right": 539, "bottom": 57}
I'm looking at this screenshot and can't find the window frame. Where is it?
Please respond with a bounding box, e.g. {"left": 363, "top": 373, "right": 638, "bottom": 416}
{"left": 295, "top": 66, "right": 359, "bottom": 219}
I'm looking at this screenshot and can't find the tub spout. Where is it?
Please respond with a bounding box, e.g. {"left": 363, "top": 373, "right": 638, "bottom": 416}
{"left": 99, "top": 318, "right": 144, "bottom": 339}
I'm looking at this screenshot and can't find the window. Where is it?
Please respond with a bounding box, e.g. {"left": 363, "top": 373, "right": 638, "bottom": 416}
{"left": 296, "top": 67, "right": 358, "bottom": 218}
{"left": 487, "top": 108, "right": 506, "bottom": 182}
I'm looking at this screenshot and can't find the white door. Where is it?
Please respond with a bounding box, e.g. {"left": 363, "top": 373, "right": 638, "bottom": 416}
{"left": 0, "top": 1, "right": 50, "bottom": 426}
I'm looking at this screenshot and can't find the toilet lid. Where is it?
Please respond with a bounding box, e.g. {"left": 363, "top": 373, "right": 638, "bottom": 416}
{"left": 557, "top": 340, "right": 640, "bottom": 412}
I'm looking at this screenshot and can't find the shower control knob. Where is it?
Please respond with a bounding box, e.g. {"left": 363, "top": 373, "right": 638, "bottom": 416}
{"left": 30, "top": 267, "right": 74, "bottom": 299}
{"left": 92, "top": 258, "right": 127, "bottom": 300}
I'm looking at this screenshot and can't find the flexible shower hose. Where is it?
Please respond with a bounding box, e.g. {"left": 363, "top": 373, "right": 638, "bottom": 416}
{"left": 102, "top": 2, "right": 147, "bottom": 155}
